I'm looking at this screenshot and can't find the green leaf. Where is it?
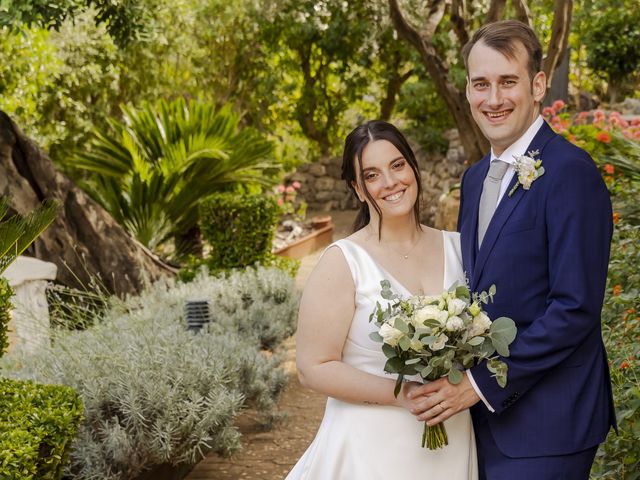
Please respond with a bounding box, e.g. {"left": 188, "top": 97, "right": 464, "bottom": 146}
{"left": 492, "top": 338, "right": 510, "bottom": 357}
{"left": 398, "top": 335, "right": 411, "bottom": 351}
{"left": 448, "top": 368, "right": 463, "bottom": 384}
{"left": 455, "top": 285, "right": 470, "bottom": 299}
{"left": 369, "top": 331, "right": 383, "bottom": 343}
{"left": 382, "top": 343, "right": 397, "bottom": 358}
{"left": 405, "top": 357, "right": 422, "bottom": 365}
{"left": 489, "top": 317, "right": 517, "bottom": 346}
{"left": 393, "top": 317, "right": 410, "bottom": 334}
{"left": 393, "top": 375, "right": 404, "bottom": 398}
{"left": 467, "top": 336, "right": 485, "bottom": 346}
{"left": 420, "top": 365, "right": 433, "bottom": 378}
{"left": 385, "top": 357, "right": 404, "bottom": 374}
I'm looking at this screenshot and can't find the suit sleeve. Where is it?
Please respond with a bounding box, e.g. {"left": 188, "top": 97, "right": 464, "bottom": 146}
{"left": 470, "top": 151, "right": 613, "bottom": 414}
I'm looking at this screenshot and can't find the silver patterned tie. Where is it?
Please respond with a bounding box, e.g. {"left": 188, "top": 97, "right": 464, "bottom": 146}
{"left": 477, "top": 159, "right": 509, "bottom": 247}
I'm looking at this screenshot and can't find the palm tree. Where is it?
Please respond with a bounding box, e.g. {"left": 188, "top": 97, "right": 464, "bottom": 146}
{"left": 0, "top": 197, "right": 58, "bottom": 356}
{"left": 0, "top": 198, "right": 58, "bottom": 275}
{"left": 69, "top": 98, "right": 281, "bottom": 258}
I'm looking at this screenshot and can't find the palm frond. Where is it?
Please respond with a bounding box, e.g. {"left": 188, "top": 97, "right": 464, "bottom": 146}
{"left": 0, "top": 199, "right": 58, "bottom": 274}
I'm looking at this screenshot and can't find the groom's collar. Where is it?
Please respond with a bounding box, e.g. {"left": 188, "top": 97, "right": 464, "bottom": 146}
{"left": 490, "top": 115, "right": 544, "bottom": 165}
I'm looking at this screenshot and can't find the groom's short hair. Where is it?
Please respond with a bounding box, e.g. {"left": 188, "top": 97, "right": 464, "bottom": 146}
{"left": 462, "top": 20, "right": 543, "bottom": 82}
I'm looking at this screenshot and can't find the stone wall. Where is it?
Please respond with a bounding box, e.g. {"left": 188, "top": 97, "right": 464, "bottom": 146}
{"left": 291, "top": 129, "right": 466, "bottom": 228}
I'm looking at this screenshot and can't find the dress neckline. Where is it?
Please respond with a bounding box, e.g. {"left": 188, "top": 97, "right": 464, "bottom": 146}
{"left": 339, "top": 231, "right": 448, "bottom": 297}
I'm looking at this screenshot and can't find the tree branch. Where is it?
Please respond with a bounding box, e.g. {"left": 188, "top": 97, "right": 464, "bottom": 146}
{"left": 511, "top": 0, "right": 532, "bottom": 26}
{"left": 542, "top": 0, "right": 573, "bottom": 84}
{"left": 486, "top": 0, "right": 507, "bottom": 23}
{"left": 450, "top": 0, "right": 470, "bottom": 48}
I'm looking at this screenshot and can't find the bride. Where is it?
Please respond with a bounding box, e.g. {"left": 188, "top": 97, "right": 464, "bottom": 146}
{"left": 286, "top": 120, "right": 478, "bottom": 479}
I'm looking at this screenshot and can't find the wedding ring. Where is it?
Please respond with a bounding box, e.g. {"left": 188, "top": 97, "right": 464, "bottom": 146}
{"left": 437, "top": 403, "right": 445, "bottom": 413}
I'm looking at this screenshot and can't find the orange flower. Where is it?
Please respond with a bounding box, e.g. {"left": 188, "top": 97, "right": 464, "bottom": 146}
{"left": 619, "top": 360, "right": 630, "bottom": 370}
{"left": 612, "top": 284, "right": 621, "bottom": 296}
{"left": 613, "top": 212, "right": 620, "bottom": 224}
{"left": 596, "top": 131, "right": 611, "bottom": 143}
{"left": 604, "top": 164, "right": 615, "bottom": 175}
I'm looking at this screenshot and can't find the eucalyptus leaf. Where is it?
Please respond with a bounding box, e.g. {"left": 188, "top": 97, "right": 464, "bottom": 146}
{"left": 398, "top": 335, "right": 411, "bottom": 351}
{"left": 448, "top": 368, "right": 463, "bottom": 384}
{"left": 405, "top": 357, "right": 422, "bottom": 365}
{"left": 492, "top": 338, "right": 510, "bottom": 357}
{"left": 455, "top": 285, "right": 470, "bottom": 299}
{"left": 369, "top": 331, "right": 383, "bottom": 343}
{"left": 393, "top": 317, "right": 410, "bottom": 334}
{"left": 490, "top": 317, "right": 517, "bottom": 344}
{"left": 420, "top": 365, "right": 433, "bottom": 378}
{"left": 382, "top": 343, "right": 397, "bottom": 358}
{"left": 467, "top": 336, "right": 485, "bottom": 346}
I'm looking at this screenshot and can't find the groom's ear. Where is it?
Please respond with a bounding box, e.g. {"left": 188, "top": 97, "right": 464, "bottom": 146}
{"left": 465, "top": 78, "right": 471, "bottom": 102}
{"left": 532, "top": 71, "right": 546, "bottom": 103}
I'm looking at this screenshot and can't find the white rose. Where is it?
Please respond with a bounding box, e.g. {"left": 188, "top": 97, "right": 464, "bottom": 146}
{"left": 515, "top": 156, "right": 538, "bottom": 189}
{"left": 445, "top": 315, "right": 465, "bottom": 332}
{"left": 379, "top": 323, "right": 404, "bottom": 347}
{"left": 437, "top": 310, "right": 449, "bottom": 327}
{"left": 470, "top": 312, "right": 492, "bottom": 336}
{"left": 429, "top": 333, "right": 449, "bottom": 351}
{"left": 447, "top": 298, "right": 467, "bottom": 316}
{"left": 413, "top": 305, "right": 442, "bottom": 323}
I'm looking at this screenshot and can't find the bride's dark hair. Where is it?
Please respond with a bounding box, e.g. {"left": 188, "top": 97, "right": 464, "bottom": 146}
{"left": 341, "top": 120, "right": 422, "bottom": 234}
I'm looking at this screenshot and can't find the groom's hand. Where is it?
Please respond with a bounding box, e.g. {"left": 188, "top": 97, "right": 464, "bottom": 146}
{"left": 407, "top": 373, "right": 480, "bottom": 426}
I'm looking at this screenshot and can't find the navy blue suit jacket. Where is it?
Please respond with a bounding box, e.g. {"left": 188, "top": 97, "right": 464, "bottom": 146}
{"left": 458, "top": 121, "right": 616, "bottom": 458}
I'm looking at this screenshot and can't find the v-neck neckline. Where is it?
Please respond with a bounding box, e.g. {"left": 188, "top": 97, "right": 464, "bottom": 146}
{"left": 340, "top": 232, "right": 447, "bottom": 297}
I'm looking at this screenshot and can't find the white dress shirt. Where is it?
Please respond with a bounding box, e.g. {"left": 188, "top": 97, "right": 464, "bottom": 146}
{"left": 467, "top": 115, "right": 545, "bottom": 412}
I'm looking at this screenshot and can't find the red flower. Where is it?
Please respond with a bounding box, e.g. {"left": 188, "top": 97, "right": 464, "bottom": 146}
{"left": 604, "top": 164, "right": 615, "bottom": 175}
{"left": 594, "top": 110, "right": 606, "bottom": 120}
{"left": 596, "top": 131, "right": 611, "bottom": 143}
{"left": 552, "top": 99, "right": 566, "bottom": 112}
{"left": 619, "top": 360, "right": 630, "bottom": 370}
{"left": 613, "top": 212, "right": 620, "bottom": 224}
{"left": 613, "top": 284, "right": 622, "bottom": 296}
{"left": 542, "top": 106, "right": 555, "bottom": 117}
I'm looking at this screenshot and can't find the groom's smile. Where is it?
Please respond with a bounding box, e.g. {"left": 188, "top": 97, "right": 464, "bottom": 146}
{"left": 465, "top": 40, "right": 546, "bottom": 156}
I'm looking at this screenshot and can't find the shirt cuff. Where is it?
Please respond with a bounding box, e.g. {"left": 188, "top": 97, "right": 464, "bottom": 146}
{"left": 467, "top": 370, "right": 495, "bottom": 413}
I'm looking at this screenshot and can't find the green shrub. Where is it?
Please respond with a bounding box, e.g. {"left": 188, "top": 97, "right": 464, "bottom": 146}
{"left": 0, "top": 277, "right": 13, "bottom": 357}
{"left": 0, "top": 378, "right": 83, "bottom": 480}
{"left": 200, "top": 192, "right": 280, "bottom": 270}
{"left": 593, "top": 221, "right": 640, "bottom": 479}
{"left": 2, "top": 267, "right": 297, "bottom": 480}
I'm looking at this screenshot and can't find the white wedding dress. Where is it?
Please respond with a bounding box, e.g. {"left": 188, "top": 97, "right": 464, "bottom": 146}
{"left": 286, "top": 231, "right": 478, "bottom": 480}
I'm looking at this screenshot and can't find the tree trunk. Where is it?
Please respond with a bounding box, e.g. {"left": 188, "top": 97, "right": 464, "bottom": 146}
{"left": 542, "top": 0, "right": 573, "bottom": 85}
{"left": 388, "top": 0, "right": 489, "bottom": 162}
{"left": 0, "top": 111, "right": 175, "bottom": 296}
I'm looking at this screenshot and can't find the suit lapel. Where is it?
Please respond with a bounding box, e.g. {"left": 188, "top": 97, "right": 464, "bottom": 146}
{"left": 461, "top": 154, "right": 490, "bottom": 278}
{"left": 471, "top": 121, "right": 557, "bottom": 291}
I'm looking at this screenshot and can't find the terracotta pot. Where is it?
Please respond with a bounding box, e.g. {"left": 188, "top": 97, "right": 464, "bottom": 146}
{"left": 310, "top": 215, "right": 332, "bottom": 230}
{"left": 274, "top": 224, "right": 334, "bottom": 260}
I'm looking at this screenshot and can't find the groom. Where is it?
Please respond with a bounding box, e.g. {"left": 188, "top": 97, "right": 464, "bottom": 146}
{"left": 409, "top": 20, "right": 616, "bottom": 478}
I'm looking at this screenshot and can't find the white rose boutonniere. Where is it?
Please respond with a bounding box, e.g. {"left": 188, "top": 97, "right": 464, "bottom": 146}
{"left": 509, "top": 149, "right": 545, "bottom": 197}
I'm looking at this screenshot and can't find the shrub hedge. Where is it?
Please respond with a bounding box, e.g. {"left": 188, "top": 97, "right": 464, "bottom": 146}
{"left": 2, "top": 266, "right": 298, "bottom": 479}
{"left": 0, "top": 378, "right": 83, "bottom": 480}
{"left": 200, "top": 192, "right": 280, "bottom": 270}
{"left": 0, "top": 277, "right": 13, "bottom": 357}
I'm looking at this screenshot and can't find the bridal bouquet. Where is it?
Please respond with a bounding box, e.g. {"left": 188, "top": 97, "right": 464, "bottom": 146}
{"left": 369, "top": 281, "right": 516, "bottom": 450}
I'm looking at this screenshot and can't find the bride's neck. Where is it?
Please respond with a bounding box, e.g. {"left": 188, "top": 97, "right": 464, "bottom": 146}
{"left": 366, "top": 214, "right": 420, "bottom": 244}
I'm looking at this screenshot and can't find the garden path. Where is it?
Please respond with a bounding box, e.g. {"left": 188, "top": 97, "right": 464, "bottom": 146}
{"left": 185, "top": 210, "right": 356, "bottom": 480}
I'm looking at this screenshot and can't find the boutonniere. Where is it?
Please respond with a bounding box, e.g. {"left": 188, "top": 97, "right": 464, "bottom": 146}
{"left": 508, "top": 149, "right": 545, "bottom": 197}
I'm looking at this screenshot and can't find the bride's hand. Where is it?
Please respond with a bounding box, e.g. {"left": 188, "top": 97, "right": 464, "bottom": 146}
{"left": 395, "top": 381, "right": 431, "bottom": 412}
